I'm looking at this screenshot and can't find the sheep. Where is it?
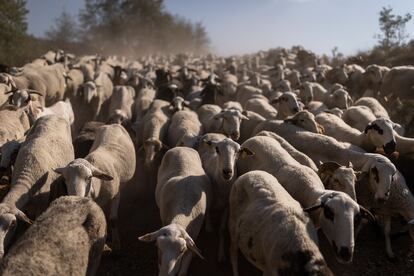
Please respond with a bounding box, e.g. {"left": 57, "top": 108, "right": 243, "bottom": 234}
{"left": 269, "top": 91, "right": 301, "bottom": 119}
{"left": 0, "top": 106, "right": 30, "bottom": 147}
{"left": 315, "top": 113, "right": 397, "bottom": 154}
{"left": 316, "top": 159, "right": 414, "bottom": 259}
{"left": 81, "top": 71, "right": 114, "bottom": 121}
{"left": 139, "top": 147, "right": 210, "bottom": 276}
{"left": 107, "top": 85, "right": 135, "bottom": 124}
{"left": 239, "top": 110, "right": 266, "bottom": 143}
{"left": 197, "top": 104, "right": 249, "bottom": 141}
{"left": 255, "top": 131, "right": 318, "bottom": 171}
{"left": 222, "top": 101, "right": 243, "bottom": 112}
{"left": 236, "top": 85, "right": 263, "bottom": 106}
{"left": 342, "top": 106, "right": 377, "bottom": 132}
{"left": 354, "top": 97, "right": 389, "bottom": 119}
{"left": 237, "top": 136, "right": 375, "bottom": 263}
{"left": 197, "top": 133, "right": 245, "bottom": 261}
{"left": 139, "top": 99, "right": 171, "bottom": 166}
{"left": 37, "top": 99, "right": 75, "bottom": 127}
{"left": 379, "top": 66, "right": 414, "bottom": 104}
{"left": 54, "top": 124, "right": 136, "bottom": 250}
{"left": 1, "top": 196, "right": 106, "bottom": 276}
{"left": 252, "top": 120, "right": 397, "bottom": 202}
{"left": 325, "top": 88, "right": 353, "bottom": 109}
{"left": 228, "top": 170, "right": 333, "bottom": 276}
{"left": 167, "top": 110, "right": 201, "bottom": 148}
{"left": 64, "top": 68, "right": 84, "bottom": 98}
{"left": 134, "top": 86, "right": 156, "bottom": 121}
{"left": 0, "top": 73, "right": 46, "bottom": 105}
{"left": 3, "top": 88, "right": 43, "bottom": 109}
{"left": 283, "top": 110, "right": 325, "bottom": 134}
{"left": 299, "top": 81, "right": 328, "bottom": 105}
{"left": 318, "top": 161, "right": 357, "bottom": 200}
{"left": 0, "top": 115, "right": 74, "bottom": 259}
{"left": 244, "top": 96, "right": 278, "bottom": 119}
{"left": 359, "top": 64, "right": 389, "bottom": 97}
{"left": 169, "top": 96, "right": 190, "bottom": 113}
{"left": 306, "top": 100, "right": 330, "bottom": 115}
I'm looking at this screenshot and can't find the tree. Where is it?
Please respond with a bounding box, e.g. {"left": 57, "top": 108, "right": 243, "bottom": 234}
{"left": 376, "top": 6, "right": 412, "bottom": 52}
{"left": 0, "top": 0, "right": 29, "bottom": 65}
{"left": 79, "top": 0, "right": 210, "bottom": 56}
{"left": 45, "top": 10, "right": 79, "bottom": 49}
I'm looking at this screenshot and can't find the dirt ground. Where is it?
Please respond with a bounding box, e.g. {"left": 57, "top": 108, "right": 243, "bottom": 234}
{"left": 97, "top": 150, "right": 414, "bottom": 276}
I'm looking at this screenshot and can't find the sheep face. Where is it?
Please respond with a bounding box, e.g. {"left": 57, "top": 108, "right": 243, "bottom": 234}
{"left": 138, "top": 224, "right": 203, "bottom": 276}
{"left": 364, "top": 156, "right": 396, "bottom": 202}
{"left": 271, "top": 92, "right": 301, "bottom": 118}
{"left": 54, "top": 159, "right": 113, "bottom": 197}
{"left": 306, "top": 192, "right": 373, "bottom": 264}
{"left": 9, "top": 90, "right": 31, "bottom": 108}
{"left": 331, "top": 89, "right": 352, "bottom": 109}
{"left": 319, "top": 162, "right": 357, "bottom": 200}
{"left": 0, "top": 204, "right": 32, "bottom": 260}
{"left": 169, "top": 96, "right": 188, "bottom": 113}
{"left": 364, "top": 118, "right": 396, "bottom": 154}
{"left": 285, "top": 110, "right": 324, "bottom": 134}
{"left": 204, "top": 138, "right": 242, "bottom": 181}
{"left": 213, "top": 110, "right": 249, "bottom": 141}
{"left": 363, "top": 65, "right": 382, "bottom": 89}
{"left": 107, "top": 109, "right": 128, "bottom": 125}
{"left": 82, "top": 81, "right": 98, "bottom": 103}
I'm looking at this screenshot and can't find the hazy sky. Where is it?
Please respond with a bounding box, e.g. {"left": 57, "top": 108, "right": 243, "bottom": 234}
{"left": 26, "top": 0, "right": 414, "bottom": 56}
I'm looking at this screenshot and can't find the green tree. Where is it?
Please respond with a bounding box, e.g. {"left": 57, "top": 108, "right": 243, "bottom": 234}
{"left": 45, "top": 10, "right": 79, "bottom": 49}
{"left": 0, "top": 0, "right": 29, "bottom": 65}
{"left": 376, "top": 6, "right": 412, "bottom": 52}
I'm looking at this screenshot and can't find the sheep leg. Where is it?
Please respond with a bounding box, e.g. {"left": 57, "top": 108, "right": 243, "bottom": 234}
{"left": 109, "top": 192, "right": 121, "bottom": 251}
{"left": 383, "top": 216, "right": 395, "bottom": 259}
{"left": 178, "top": 251, "right": 193, "bottom": 276}
{"left": 230, "top": 238, "right": 239, "bottom": 276}
{"left": 218, "top": 208, "right": 229, "bottom": 263}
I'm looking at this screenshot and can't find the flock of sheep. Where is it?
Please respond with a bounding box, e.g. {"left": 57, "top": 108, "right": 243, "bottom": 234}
{"left": 0, "top": 46, "right": 412, "bottom": 275}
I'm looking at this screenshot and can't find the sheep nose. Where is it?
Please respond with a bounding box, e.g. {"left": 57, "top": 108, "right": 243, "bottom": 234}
{"left": 338, "top": 247, "right": 353, "bottom": 263}
{"left": 222, "top": 169, "right": 233, "bottom": 180}
{"left": 383, "top": 140, "right": 396, "bottom": 155}
{"left": 231, "top": 132, "right": 240, "bottom": 141}
{"left": 375, "top": 196, "right": 387, "bottom": 204}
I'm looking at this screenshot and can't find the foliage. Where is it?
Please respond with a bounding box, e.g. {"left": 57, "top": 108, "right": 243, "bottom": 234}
{"left": 45, "top": 10, "right": 80, "bottom": 49}
{"left": 0, "top": 0, "right": 29, "bottom": 65}
{"left": 375, "top": 6, "right": 412, "bottom": 53}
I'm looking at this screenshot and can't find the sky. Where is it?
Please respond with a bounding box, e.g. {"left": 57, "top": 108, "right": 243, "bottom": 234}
{"left": 26, "top": 0, "right": 414, "bottom": 56}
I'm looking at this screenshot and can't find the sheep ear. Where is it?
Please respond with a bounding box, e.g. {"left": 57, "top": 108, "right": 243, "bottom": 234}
{"left": 270, "top": 96, "right": 280, "bottom": 104}
{"left": 53, "top": 167, "right": 66, "bottom": 175}
{"left": 355, "top": 171, "right": 367, "bottom": 181}
{"left": 15, "top": 209, "right": 33, "bottom": 225}
{"left": 348, "top": 162, "right": 353, "bottom": 169}
{"left": 184, "top": 236, "right": 204, "bottom": 259}
{"left": 213, "top": 112, "right": 224, "bottom": 120}
{"left": 138, "top": 230, "right": 160, "bottom": 242}
{"left": 359, "top": 205, "right": 375, "bottom": 222}
{"left": 92, "top": 169, "right": 113, "bottom": 181}
{"left": 239, "top": 147, "right": 254, "bottom": 159}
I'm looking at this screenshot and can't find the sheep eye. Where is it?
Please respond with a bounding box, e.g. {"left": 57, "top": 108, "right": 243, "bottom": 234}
{"left": 215, "top": 147, "right": 219, "bottom": 154}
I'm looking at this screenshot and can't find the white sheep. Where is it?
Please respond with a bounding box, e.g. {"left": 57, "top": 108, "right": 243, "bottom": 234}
{"left": 197, "top": 104, "right": 248, "bottom": 141}
{"left": 167, "top": 110, "right": 202, "bottom": 148}
{"left": 237, "top": 136, "right": 375, "bottom": 263}
{"left": 139, "top": 147, "right": 210, "bottom": 275}
{"left": 54, "top": 124, "right": 136, "bottom": 250}
{"left": 107, "top": 85, "right": 135, "bottom": 124}
{"left": 229, "top": 170, "right": 333, "bottom": 275}
{"left": 1, "top": 196, "right": 106, "bottom": 276}
{"left": 0, "top": 115, "right": 74, "bottom": 259}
